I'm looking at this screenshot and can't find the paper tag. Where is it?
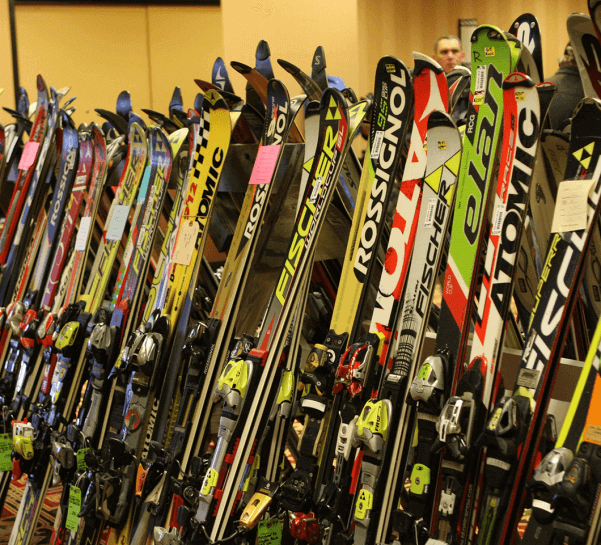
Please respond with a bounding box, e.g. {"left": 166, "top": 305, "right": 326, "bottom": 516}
{"left": 551, "top": 179, "right": 595, "bottom": 233}
{"left": 172, "top": 221, "right": 198, "bottom": 266}
{"left": 491, "top": 203, "right": 506, "bottom": 236}
{"left": 77, "top": 448, "right": 90, "bottom": 470}
{"left": 424, "top": 198, "right": 437, "bottom": 228}
{"left": 106, "top": 205, "right": 130, "bottom": 241}
{"left": 66, "top": 486, "right": 81, "bottom": 531}
{"left": 257, "top": 519, "right": 282, "bottom": 545}
{"left": 370, "top": 131, "right": 385, "bottom": 159}
{"left": 475, "top": 65, "right": 487, "bottom": 94}
{"left": 249, "top": 145, "right": 281, "bottom": 185}
{"left": 310, "top": 177, "right": 323, "bottom": 204}
{"left": 75, "top": 217, "right": 92, "bottom": 251}
{"left": 18, "top": 141, "right": 40, "bottom": 170}
{"left": 0, "top": 434, "right": 12, "bottom": 471}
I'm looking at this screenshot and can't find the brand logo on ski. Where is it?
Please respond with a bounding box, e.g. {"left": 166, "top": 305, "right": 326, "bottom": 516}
{"left": 487, "top": 106, "right": 538, "bottom": 318}
{"left": 463, "top": 65, "right": 502, "bottom": 246}
{"left": 416, "top": 151, "right": 461, "bottom": 318}
{"left": 50, "top": 148, "right": 76, "bottom": 228}
{"left": 353, "top": 71, "right": 408, "bottom": 282}
{"left": 276, "top": 101, "right": 344, "bottom": 305}
{"left": 573, "top": 142, "right": 595, "bottom": 170}
{"left": 239, "top": 97, "right": 290, "bottom": 257}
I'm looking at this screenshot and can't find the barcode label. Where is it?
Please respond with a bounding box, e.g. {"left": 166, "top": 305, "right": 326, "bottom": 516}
{"left": 424, "top": 198, "right": 437, "bottom": 228}
{"left": 475, "top": 65, "right": 487, "bottom": 94}
{"left": 491, "top": 203, "right": 506, "bottom": 236}
{"left": 370, "top": 131, "right": 385, "bottom": 159}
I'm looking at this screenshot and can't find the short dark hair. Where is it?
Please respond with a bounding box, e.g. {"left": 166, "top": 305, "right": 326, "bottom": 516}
{"left": 435, "top": 35, "right": 462, "bottom": 53}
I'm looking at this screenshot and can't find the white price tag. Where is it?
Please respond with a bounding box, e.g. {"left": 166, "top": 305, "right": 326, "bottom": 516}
{"left": 75, "top": 217, "right": 92, "bottom": 251}
{"left": 491, "top": 203, "right": 506, "bottom": 236}
{"left": 551, "top": 179, "right": 595, "bottom": 233}
{"left": 424, "top": 198, "right": 437, "bottom": 228}
{"left": 106, "top": 205, "right": 130, "bottom": 241}
{"left": 370, "top": 131, "right": 385, "bottom": 159}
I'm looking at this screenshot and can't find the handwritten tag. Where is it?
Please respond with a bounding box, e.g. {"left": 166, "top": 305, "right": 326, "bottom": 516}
{"left": 257, "top": 519, "right": 282, "bottom": 545}
{"left": 18, "top": 141, "right": 40, "bottom": 170}
{"left": 106, "top": 205, "right": 130, "bottom": 241}
{"left": 249, "top": 145, "right": 281, "bottom": 185}
{"left": 0, "top": 434, "right": 12, "bottom": 471}
{"left": 75, "top": 217, "right": 92, "bottom": 251}
{"left": 172, "top": 221, "right": 198, "bottom": 266}
{"left": 66, "top": 486, "right": 81, "bottom": 531}
{"left": 551, "top": 179, "right": 595, "bottom": 233}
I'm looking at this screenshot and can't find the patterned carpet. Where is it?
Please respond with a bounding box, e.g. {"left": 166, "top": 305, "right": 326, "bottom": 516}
{"left": 0, "top": 474, "right": 62, "bottom": 544}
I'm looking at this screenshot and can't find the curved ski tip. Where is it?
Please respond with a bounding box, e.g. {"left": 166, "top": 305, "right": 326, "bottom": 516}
{"left": 231, "top": 61, "right": 253, "bottom": 75}
{"left": 573, "top": 96, "right": 601, "bottom": 119}
{"left": 256, "top": 40, "right": 271, "bottom": 60}
{"left": 412, "top": 52, "right": 444, "bottom": 75}
{"left": 448, "top": 65, "right": 471, "bottom": 77}
{"left": 503, "top": 72, "right": 535, "bottom": 89}
{"left": 195, "top": 79, "right": 219, "bottom": 91}
{"left": 277, "top": 58, "right": 300, "bottom": 75}
{"left": 313, "top": 45, "right": 326, "bottom": 66}
{"left": 472, "top": 24, "right": 505, "bottom": 42}
{"left": 427, "top": 109, "right": 455, "bottom": 129}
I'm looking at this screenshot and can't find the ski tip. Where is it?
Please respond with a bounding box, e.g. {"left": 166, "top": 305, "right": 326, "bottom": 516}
{"left": 503, "top": 72, "right": 535, "bottom": 89}
{"left": 277, "top": 58, "right": 299, "bottom": 75}
{"left": 256, "top": 40, "right": 271, "bottom": 61}
{"left": 412, "top": 52, "right": 444, "bottom": 76}
{"left": 231, "top": 61, "right": 253, "bottom": 75}
{"left": 471, "top": 24, "right": 506, "bottom": 42}
{"left": 428, "top": 109, "right": 455, "bottom": 130}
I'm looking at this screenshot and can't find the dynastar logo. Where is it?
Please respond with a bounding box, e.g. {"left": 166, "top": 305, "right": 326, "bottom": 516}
{"left": 275, "top": 108, "right": 340, "bottom": 306}
{"left": 353, "top": 70, "right": 408, "bottom": 283}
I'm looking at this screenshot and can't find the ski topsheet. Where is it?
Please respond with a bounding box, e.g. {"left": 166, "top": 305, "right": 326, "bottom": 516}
{"left": 477, "top": 97, "right": 601, "bottom": 545}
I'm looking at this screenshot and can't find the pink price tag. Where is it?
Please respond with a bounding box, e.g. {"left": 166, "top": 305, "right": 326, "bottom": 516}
{"left": 249, "top": 145, "right": 281, "bottom": 185}
{"left": 18, "top": 141, "right": 40, "bottom": 170}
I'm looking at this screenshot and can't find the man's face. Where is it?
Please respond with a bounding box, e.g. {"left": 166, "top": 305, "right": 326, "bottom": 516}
{"left": 435, "top": 38, "right": 465, "bottom": 74}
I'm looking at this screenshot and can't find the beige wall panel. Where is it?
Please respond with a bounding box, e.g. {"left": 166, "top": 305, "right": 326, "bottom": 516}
{"left": 11, "top": 5, "right": 151, "bottom": 126}
{"left": 357, "top": 0, "right": 588, "bottom": 96}
{"left": 147, "top": 6, "right": 224, "bottom": 113}
{"left": 1, "top": 0, "right": 15, "bottom": 114}
{"left": 221, "top": 0, "right": 360, "bottom": 102}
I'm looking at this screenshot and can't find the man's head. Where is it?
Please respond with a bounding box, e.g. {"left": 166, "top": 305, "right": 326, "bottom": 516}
{"left": 434, "top": 35, "right": 465, "bottom": 74}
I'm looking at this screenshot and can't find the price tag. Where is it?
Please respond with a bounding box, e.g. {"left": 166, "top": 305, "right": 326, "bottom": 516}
{"left": 0, "top": 434, "right": 12, "bottom": 471}
{"left": 77, "top": 448, "right": 90, "bottom": 470}
{"left": 257, "top": 519, "right": 282, "bottom": 545}
{"left": 475, "top": 65, "right": 487, "bottom": 94}
{"left": 66, "top": 486, "right": 81, "bottom": 531}
{"left": 18, "top": 141, "right": 40, "bottom": 170}
{"left": 551, "top": 179, "right": 595, "bottom": 233}
{"left": 75, "top": 217, "right": 92, "bottom": 251}
{"left": 370, "top": 131, "right": 385, "bottom": 159}
{"left": 106, "top": 205, "right": 130, "bottom": 241}
{"left": 249, "top": 145, "right": 281, "bottom": 185}
{"left": 424, "top": 198, "right": 437, "bottom": 228}
{"left": 172, "top": 221, "right": 198, "bottom": 266}
{"left": 491, "top": 203, "right": 506, "bottom": 236}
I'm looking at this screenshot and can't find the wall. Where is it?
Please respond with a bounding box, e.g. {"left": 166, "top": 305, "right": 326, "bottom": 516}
{"left": 1, "top": 0, "right": 16, "bottom": 113}
{"left": 357, "top": 0, "right": 587, "bottom": 90}
{"left": 0, "top": 0, "right": 592, "bottom": 126}
{"left": 2, "top": 4, "right": 223, "bottom": 126}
